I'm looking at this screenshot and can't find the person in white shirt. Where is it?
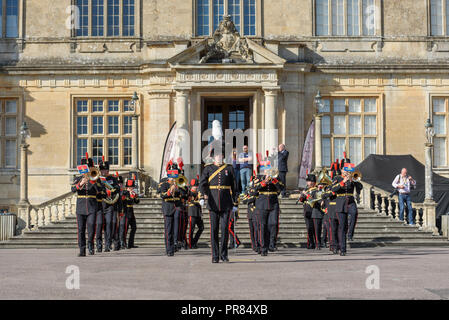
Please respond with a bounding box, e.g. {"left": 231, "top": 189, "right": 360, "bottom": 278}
{"left": 392, "top": 168, "right": 417, "bottom": 225}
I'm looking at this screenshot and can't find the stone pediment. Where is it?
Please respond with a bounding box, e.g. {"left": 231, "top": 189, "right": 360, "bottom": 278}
{"left": 168, "top": 38, "right": 285, "bottom": 67}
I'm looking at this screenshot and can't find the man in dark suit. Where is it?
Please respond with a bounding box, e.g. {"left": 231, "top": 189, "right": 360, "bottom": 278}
{"left": 278, "top": 144, "right": 289, "bottom": 198}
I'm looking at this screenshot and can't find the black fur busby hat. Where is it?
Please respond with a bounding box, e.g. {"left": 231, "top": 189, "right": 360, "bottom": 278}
{"left": 306, "top": 174, "right": 317, "bottom": 183}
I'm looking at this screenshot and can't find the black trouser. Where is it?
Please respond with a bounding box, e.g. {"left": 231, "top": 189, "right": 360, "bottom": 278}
{"left": 173, "top": 207, "right": 183, "bottom": 245}
{"left": 332, "top": 213, "right": 348, "bottom": 253}
{"left": 164, "top": 215, "right": 175, "bottom": 254}
{"left": 347, "top": 204, "right": 358, "bottom": 239}
{"left": 228, "top": 211, "right": 241, "bottom": 248}
{"left": 188, "top": 216, "right": 204, "bottom": 248}
{"left": 76, "top": 213, "right": 96, "bottom": 253}
{"left": 119, "top": 212, "right": 128, "bottom": 246}
{"left": 209, "top": 210, "right": 231, "bottom": 260}
{"left": 322, "top": 216, "right": 330, "bottom": 245}
{"left": 304, "top": 215, "right": 316, "bottom": 248}
{"left": 252, "top": 215, "right": 260, "bottom": 251}
{"left": 312, "top": 218, "right": 323, "bottom": 247}
{"left": 112, "top": 209, "right": 120, "bottom": 248}
{"left": 95, "top": 209, "right": 104, "bottom": 250}
{"left": 268, "top": 208, "right": 279, "bottom": 249}
{"left": 279, "top": 171, "right": 287, "bottom": 196}
{"left": 127, "top": 213, "right": 137, "bottom": 247}
{"left": 256, "top": 209, "right": 270, "bottom": 254}
{"left": 103, "top": 206, "right": 116, "bottom": 249}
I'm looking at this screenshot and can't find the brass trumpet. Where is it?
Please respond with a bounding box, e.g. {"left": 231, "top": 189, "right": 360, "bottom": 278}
{"left": 86, "top": 167, "right": 100, "bottom": 181}
{"left": 175, "top": 174, "right": 188, "bottom": 188}
{"left": 351, "top": 170, "right": 362, "bottom": 182}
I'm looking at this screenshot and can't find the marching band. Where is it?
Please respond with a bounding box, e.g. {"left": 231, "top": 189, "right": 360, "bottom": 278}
{"left": 71, "top": 151, "right": 362, "bottom": 261}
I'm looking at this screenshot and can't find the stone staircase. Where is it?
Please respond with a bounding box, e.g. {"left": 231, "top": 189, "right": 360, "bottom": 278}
{"left": 0, "top": 198, "right": 447, "bottom": 248}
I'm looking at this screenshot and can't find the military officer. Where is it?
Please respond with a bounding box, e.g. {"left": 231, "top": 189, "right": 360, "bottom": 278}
{"left": 254, "top": 168, "right": 283, "bottom": 256}
{"left": 113, "top": 175, "right": 124, "bottom": 251}
{"left": 71, "top": 156, "right": 103, "bottom": 256}
{"left": 298, "top": 174, "right": 317, "bottom": 249}
{"left": 187, "top": 177, "right": 204, "bottom": 249}
{"left": 199, "top": 151, "right": 238, "bottom": 263}
{"left": 122, "top": 179, "right": 139, "bottom": 249}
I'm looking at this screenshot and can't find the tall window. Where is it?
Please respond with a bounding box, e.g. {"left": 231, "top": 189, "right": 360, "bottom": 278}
{"left": 0, "top": 99, "right": 18, "bottom": 168}
{"left": 315, "top": 0, "right": 376, "bottom": 36}
{"left": 196, "top": 0, "right": 257, "bottom": 36}
{"left": 432, "top": 98, "right": 449, "bottom": 167}
{"left": 75, "top": 0, "right": 135, "bottom": 37}
{"left": 430, "top": 0, "right": 449, "bottom": 36}
{"left": 319, "top": 97, "right": 378, "bottom": 166}
{"left": 0, "top": 0, "right": 19, "bottom": 38}
{"left": 75, "top": 98, "right": 135, "bottom": 167}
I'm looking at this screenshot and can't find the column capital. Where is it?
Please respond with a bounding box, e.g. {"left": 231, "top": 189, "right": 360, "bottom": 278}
{"left": 263, "top": 87, "right": 281, "bottom": 96}
{"left": 174, "top": 87, "right": 192, "bottom": 97}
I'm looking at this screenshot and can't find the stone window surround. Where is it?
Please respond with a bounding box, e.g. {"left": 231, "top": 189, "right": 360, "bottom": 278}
{"left": 317, "top": 92, "right": 384, "bottom": 166}
{"left": 311, "top": 0, "right": 383, "bottom": 38}
{"left": 70, "top": 93, "right": 141, "bottom": 170}
{"left": 193, "top": 0, "right": 262, "bottom": 37}
{"left": 0, "top": 0, "right": 24, "bottom": 51}
{"left": 0, "top": 94, "right": 22, "bottom": 172}
{"left": 429, "top": 93, "right": 449, "bottom": 173}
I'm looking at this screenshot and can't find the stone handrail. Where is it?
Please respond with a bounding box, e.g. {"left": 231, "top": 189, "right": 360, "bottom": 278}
{"left": 358, "top": 181, "right": 439, "bottom": 235}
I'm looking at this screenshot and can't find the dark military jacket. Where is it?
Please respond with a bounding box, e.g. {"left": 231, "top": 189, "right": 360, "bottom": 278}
{"left": 321, "top": 186, "right": 337, "bottom": 220}
{"left": 254, "top": 175, "right": 282, "bottom": 211}
{"left": 187, "top": 189, "right": 203, "bottom": 217}
{"left": 331, "top": 175, "right": 363, "bottom": 213}
{"left": 159, "top": 179, "right": 183, "bottom": 217}
{"left": 71, "top": 175, "right": 103, "bottom": 216}
{"left": 199, "top": 163, "right": 237, "bottom": 212}
{"left": 122, "top": 190, "right": 140, "bottom": 218}
{"left": 100, "top": 175, "right": 120, "bottom": 211}
{"left": 241, "top": 185, "right": 258, "bottom": 219}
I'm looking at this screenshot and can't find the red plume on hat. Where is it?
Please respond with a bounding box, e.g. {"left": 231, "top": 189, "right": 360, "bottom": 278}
{"left": 256, "top": 153, "right": 262, "bottom": 165}
{"left": 85, "top": 152, "right": 89, "bottom": 160}
{"left": 190, "top": 179, "right": 196, "bottom": 186}
{"left": 166, "top": 160, "right": 173, "bottom": 171}
{"left": 177, "top": 157, "right": 184, "bottom": 171}
{"left": 127, "top": 180, "right": 134, "bottom": 187}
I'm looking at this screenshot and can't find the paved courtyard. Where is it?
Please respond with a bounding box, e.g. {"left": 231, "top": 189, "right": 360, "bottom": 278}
{"left": 0, "top": 247, "right": 448, "bottom": 300}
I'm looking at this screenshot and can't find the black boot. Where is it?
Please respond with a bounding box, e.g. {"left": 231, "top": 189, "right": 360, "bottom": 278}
{"left": 78, "top": 249, "right": 86, "bottom": 257}
{"left": 120, "top": 241, "right": 127, "bottom": 249}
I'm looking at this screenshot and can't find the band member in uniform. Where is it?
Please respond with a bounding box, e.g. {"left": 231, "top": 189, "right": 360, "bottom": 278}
{"left": 94, "top": 159, "right": 105, "bottom": 253}
{"left": 298, "top": 174, "right": 317, "bottom": 249}
{"left": 98, "top": 159, "right": 120, "bottom": 252}
{"left": 242, "top": 173, "right": 259, "bottom": 253}
{"left": 331, "top": 163, "right": 363, "bottom": 256}
{"left": 254, "top": 167, "right": 283, "bottom": 256}
{"left": 187, "top": 177, "right": 204, "bottom": 249}
{"left": 122, "top": 178, "right": 139, "bottom": 249}
{"left": 71, "top": 155, "right": 103, "bottom": 256}
{"left": 199, "top": 151, "right": 238, "bottom": 263}
{"left": 322, "top": 185, "right": 338, "bottom": 254}
{"left": 113, "top": 175, "right": 124, "bottom": 251}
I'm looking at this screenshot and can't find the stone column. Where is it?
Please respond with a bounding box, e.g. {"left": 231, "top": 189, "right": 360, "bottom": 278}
{"left": 18, "top": 143, "right": 30, "bottom": 233}
{"left": 314, "top": 114, "right": 323, "bottom": 171}
{"left": 425, "top": 143, "right": 433, "bottom": 201}
{"left": 424, "top": 141, "right": 438, "bottom": 234}
{"left": 131, "top": 114, "right": 139, "bottom": 170}
{"left": 175, "top": 89, "right": 191, "bottom": 176}
{"left": 264, "top": 88, "right": 279, "bottom": 153}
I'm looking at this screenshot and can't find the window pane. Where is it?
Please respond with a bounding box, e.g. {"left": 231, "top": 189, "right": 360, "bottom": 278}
{"left": 362, "top": 0, "right": 375, "bottom": 35}
{"left": 322, "top": 138, "right": 331, "bottom": 167}
{"left": 334, "top": 115, "right": 346, "bottom": 134}
{"left": 349, "top": 138, "right": 362, "bottom": 165}
{"left": 322, "top": 116, "right": 331, "bottom": 135}
{"left": 108, "top": 116, "right": 119, "bottom": 134}
{"left": 124, "top": 100, "right": 132, "bottom": 112}
{"left": 123, "top": 116, "right": 132, "bottom": 134}
{"left": 364, "top": 137, "right": 376, "bottom": 157}
{"left": 364, "top": 98, "right": 377, "bottom": 112}
{"left": 434, "top": 137, "right": 447, "bottom": 167}
{"left": 197, "top": 0, "right": 210, "bottom": 36}
{"left": 228, "top": 0, "right": 241, "bottom": 33}
{"left": 76, "top": 0, "right": 89, "bottom": 37}
{"left": 93, "top": 100, "right": 104, "bottom": 112}
{"left": 316, "top": 0, "right": 329, "bottom": 35}
{"left": 6, "top": 0, "right": 18, "bottom": 38}
{"left": 332, "top": 0, "right": 344, "bottom": 36}
{"left": 92, "top": 116, "right": 104, "bottom": 134}
{"left": 318, "top": 99, "right": 331, "bottom": 113}
{"left": 77, "top": 139, "right": 88, "bottom": 165}
{"left": 5, "top": 140, "right": 16, "bottom": 167}
{"left": 92, "top": 0, "right": 104, "bottom": 37}
{"left": 434, "top": 114, "right": 446, "bottom": 135}
{"left": 213, "top": 0, "right": 224, "bottom": 32}
{"left": 349, "top": 115, "right": 361, "bottom": 135}
{"left": 364, "top": 115, "right": 377, "bottom": 135}
{"left": 77, "top": 100, "right": 88, "bottom": 113}
{"left": 108, "top": 100, "right": 119, "bottom": 112}
{"left": 347, "top": 0, "right": 359, "bottom": 36}
{"left": 433, "top": 98, "right": 446, "bottom": 113}
{"left": 108, "top": 138, "right": 119, "bottom": 165}
{"left": 333, "top": 99, "right": 345, "bottom": 112}
{"left": 334, "top": 138, "right": 346, "bottom": 161}
{"left": 123, "top": 0, "right": 135, "bottom": 36}
{"left": 243, "top": 0, "right": 256, "bottom": 36}
{"left": 5, "top": 100, "right": 17, "bottom": 113}
{"left": 77, "top": 116, "right": 88, "bottom": 135}
{"left": 431, "top": 0, "right": 443, "bottom": 36}
{"left": 92, "top": 138, "right": 104, "bottom": 164}
{"left": 348, "top": 99, "right": 361, "bottom": 112}
{"left": 107, "top": 0, "right": 120, "bottom": 36}
{"left": 5, "top": 117, "right": 16, "bottom": 136}
{"left": 123, "top": 138, "right": 132, "bottom": 165}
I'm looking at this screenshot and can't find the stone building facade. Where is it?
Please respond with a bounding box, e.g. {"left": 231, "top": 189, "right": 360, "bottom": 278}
{"left": 1, "top": 0, "right": 449, "bottom": 209}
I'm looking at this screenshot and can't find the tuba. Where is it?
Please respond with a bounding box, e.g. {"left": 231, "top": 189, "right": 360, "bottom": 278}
{"left": 102, "top": 179, "right": 120, "bottom": 205}
{"left": 317, "top": 169, "right": 332, "bottom": 186}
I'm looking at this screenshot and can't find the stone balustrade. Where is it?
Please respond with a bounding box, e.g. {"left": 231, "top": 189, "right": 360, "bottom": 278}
{"left": 359, "top": 181, "right": 438, "bottom": 235}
